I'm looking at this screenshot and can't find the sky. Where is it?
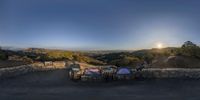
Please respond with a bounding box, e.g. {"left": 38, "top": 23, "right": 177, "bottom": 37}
{"left": 0, "top": 0, "right": 200, "bottom": 50}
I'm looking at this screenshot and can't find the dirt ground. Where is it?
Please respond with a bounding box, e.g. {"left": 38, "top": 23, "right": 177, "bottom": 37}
{"left": 0, "top": 69, "right": 200, "bottom": 100}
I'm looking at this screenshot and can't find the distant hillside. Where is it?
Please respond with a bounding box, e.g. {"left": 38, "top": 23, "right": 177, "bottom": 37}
{"left": 22, "top": 48, "right": 105, "bottom": 65}
{"left": 1, "top": 41, "right": 200, "bottom": 68}
{"left": 93, "top": 41, "right": 200, "bottom": 68}
{"left": 0, "top": 47, "right": 105, "bottom": 66}
{"left": 80, "top": 50, "right": 135, "bottom": 56}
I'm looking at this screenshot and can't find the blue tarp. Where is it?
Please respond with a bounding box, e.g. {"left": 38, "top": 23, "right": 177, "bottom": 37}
{"left": 117, "top": 68, "right": 131, "bottom": 75}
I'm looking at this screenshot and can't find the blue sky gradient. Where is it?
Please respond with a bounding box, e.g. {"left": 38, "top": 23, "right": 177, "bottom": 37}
{"left": 0, "top": 0, "right": 200, "bottom": 50}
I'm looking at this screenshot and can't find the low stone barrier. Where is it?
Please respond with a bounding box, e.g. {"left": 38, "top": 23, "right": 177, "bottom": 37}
{"left": 134, "top": 68, "right": 200, "bottom": 79}
{"left": 0, "top": 63, "right": 67, "bottom": 79}
{"left": 1, "top": 65, "right": 200, "bottom": 79}
{"left": 0, "top": 65, "right": 32, "bottom": 79}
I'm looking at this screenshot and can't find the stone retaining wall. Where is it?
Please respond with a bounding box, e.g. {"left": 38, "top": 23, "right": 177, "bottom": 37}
{"left": 0, "top": 65, "right": 32, "bottom": 79}
{"left": 0, "top": 63, "right": 67, "bottom": 79}
{"left": 1, "top": 65, "right": 200, "bottom": 79}
{"left": 134, "top": 68, "right": 200, "bottom": 79}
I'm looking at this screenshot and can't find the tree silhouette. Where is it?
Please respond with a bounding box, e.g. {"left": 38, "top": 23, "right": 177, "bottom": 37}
{"left": 181, "top": 41, "right": 200, "bottom": 58}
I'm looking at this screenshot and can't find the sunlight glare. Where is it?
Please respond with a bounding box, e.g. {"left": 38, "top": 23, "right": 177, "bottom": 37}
{"left": 157, "top": 43, "right": 163, "bottom": 49}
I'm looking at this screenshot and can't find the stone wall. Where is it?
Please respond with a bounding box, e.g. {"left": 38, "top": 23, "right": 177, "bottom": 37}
{"left": 52, "top": 61, "right": 66, "bottom": 68}
{"left": 32, "top": 61, "right": 69, "bottom": 70}
{"left": 134, "top": 68, "right": 200, "bottom": 79}
{"left": 0, "top": 65, "right": 33, "bottom": 79}
{"left": 0, "top": 62, "right": 69, "bottom": 79}
{"left": 2, "top": 65, "right": 200, "bottom": 79}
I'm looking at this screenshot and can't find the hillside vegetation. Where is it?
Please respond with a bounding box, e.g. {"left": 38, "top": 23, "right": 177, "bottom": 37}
{"left": 21, "top": 48, "right": 105, "bottom": 65}
{"left": 0, "top": 41, "right": 200, "bottom": 68}
{"left": 93, "top": 41, "right": 200, "bottom": 68}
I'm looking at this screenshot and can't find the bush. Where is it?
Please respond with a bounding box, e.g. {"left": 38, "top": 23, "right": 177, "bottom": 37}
{"left": 110, "top": 56, "right": 140, "bottom": 68}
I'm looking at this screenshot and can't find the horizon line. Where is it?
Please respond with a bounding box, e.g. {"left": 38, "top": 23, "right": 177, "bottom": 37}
{"left": 0, "top": 45, "right": 181, "bottom": 51}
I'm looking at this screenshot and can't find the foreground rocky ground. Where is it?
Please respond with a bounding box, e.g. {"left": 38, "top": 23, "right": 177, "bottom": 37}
{"left": 0, "top": 70, "right": 200, "bottom": 100}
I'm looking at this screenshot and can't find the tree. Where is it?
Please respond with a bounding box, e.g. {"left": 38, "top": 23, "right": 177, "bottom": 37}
{"left": 181, "top": 41, "right": 200, "bottom": 58}
{"left": 182, "top": 41, "right": 197, "bottom": 48}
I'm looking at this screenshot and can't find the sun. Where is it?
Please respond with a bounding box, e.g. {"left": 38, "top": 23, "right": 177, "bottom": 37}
{"left": 157, "top": 43, "right": 163, "bottom": 49}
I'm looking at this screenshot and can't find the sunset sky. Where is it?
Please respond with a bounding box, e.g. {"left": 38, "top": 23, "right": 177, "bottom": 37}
{"left": 0, "top": 0, "right": 200, "bottom": 50}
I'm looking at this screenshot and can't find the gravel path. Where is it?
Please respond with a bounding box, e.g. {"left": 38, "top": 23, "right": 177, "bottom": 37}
{"left": 0, "top": 69, "right": 200, "bottom": 100}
